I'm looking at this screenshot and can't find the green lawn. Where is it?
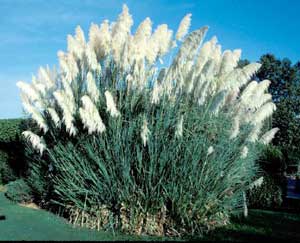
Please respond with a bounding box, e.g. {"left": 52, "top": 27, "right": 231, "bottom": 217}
{"left": 1, "top": 190, "right": 300, "bottom": 241}
{"left": 0, "top": 192, "right": 165, "bottom": 241}
{"left": 200, "top": 209, "right": 300, "bottom": 242}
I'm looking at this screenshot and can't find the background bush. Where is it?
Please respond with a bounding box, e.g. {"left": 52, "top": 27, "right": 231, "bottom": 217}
{"left": 5, "top": 178, "right": 33, "bottom": 203}
{"left": 247, "top": 175, "right": 283, "bottom": 209}
{"left": 0, "top": 119, "right": 28, "bottom": 184}
{"left": 246, "top": 145, "right": 285, "bottom": 209}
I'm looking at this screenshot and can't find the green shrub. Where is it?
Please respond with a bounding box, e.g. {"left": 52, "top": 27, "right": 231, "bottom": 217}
{"left": 5, "top": 179, "right": 33, "bottom": 203}
{"left": 0, "top": 119, "right": 23, "bottom": 143}
{"left": 0, "top": 119, "right": 29, "bottom": 184}
{"left": 0, "top": 150, "right": 17, "bottom": 183}
{"left": 259, "top": 145, "right": 285, "bottom": 175}
{"left": 247, "top": 175, "right": 283, "bottom": 209}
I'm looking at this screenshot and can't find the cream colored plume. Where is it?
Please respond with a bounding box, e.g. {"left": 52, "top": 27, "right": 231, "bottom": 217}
{"left": 22, "top": 131, "right": 46, "bottom": 155}
{"left": 86, "top": 72, "right": 100, "bottom": 102}
{"left": 260, "top": 128, "right": 279, "bottom": 145}
{"left": 141, "top": 118, "right": 150, "bottom": 147}
{"left": 176, "top": 13, "right": 192, "bottom": 41}
{"left": 17, "top": 5, "right": 277, "bottom": 150}
{"left": 79, "top": 95, "right": 106, "bottom": 134}
{"left": 175, "top": 116, "right": 184, "bottom": 138}
{"left": 105, "top": 91, "right": 120, "bottom": 117}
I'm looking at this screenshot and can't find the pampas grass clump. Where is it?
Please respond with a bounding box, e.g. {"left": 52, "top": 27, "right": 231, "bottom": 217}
{"left": 18, "top": 5, "right": 278, "bottom": 236}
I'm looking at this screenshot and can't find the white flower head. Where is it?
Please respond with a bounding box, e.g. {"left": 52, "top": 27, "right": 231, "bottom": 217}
{"left": 86, "top": 72, "right": 100, "bottom": 102}
{"left": 175, "top": 116, "right": 184, "bottom": 138}
{"left": 176, "top": 13, "right": 192, "bottom": 41}
{"left": 207, "top": 146, "right": 214, "bottom": 156}
{"left": 79, "top": 95, "right": 106, "bottom": 134}
{"left": 241, "top": 146, "right": 249, "bottom": 159}
{"left": 151, "top": 82, "right": 163, "bottom": 104}
{"left": 17, "top": 81, "right": 41, "bottom": 102}
{"left": 105, "top": 91, "right": 120, "bottom": 117}
{"left": 141, "top": 118, "right": 150, "bottom": 147}
{"left": 53, "top": 91, "right": 77, "bottom": 136}
{"left": 47, "top": 108, "right": 60, "bottom": 127}
{"left": 260, "top": 128, "right": 279, "bottom": 145}
{"left": 85, "top": 44, "right": 100, "bottom": 71}
{"left": 22, "top": 131, "right": 46, "bottom": 155}
{"left": 249, "top": 176, "right": 264, "bottom": 190}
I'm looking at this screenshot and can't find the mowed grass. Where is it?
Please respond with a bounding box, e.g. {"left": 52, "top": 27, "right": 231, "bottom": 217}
{"left": 198, "top": 209, "right": 300, "bottom": 242}
{"left": 1, "top": 189, "right": 300, "bottom": 241}
{"left": 0, "top": 191, "right": 167, "bottom": 241}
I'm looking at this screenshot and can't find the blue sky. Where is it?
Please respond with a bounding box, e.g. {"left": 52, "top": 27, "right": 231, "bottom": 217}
{"left": 1, "top": 0, "right": 300, "bottom": 118}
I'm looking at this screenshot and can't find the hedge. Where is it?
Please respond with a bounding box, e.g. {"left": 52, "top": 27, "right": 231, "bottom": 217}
{"left": 0, "top": 118, "right": 27, "bottom": 184}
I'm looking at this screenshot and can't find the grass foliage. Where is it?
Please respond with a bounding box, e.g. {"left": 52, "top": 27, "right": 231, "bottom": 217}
{"left": 26, "top": 90, "right": 261, "bottom": 236}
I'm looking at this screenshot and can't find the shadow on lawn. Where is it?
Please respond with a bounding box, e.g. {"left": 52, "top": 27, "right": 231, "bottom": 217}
{"left": 190, "top": 210, "right": 300, "bottom": 242}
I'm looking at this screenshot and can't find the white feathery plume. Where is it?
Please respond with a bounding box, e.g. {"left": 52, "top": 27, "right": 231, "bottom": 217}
{"left": 219, "top": 50, "right": 239, "bottom": 75}
{"left": 79, "top": 95, "right": 106, "bottom": 134}
{"left": 57, "top": 51, "right": 69, "bottom": 74}
{"left": 61, "top": 76, "right": 74, "bottom": 100}
{"left": 260, "top": 128, "right": 279, "bottom": 145}
{"left": 85, "top": 44, "right": 100, "bottom": 71}
{"left": 89, "top": 20, "right": 111, "bottom": 59}
{"left": 175, "top": 27, "right": 208, "bottom": 65}
{"left": 195, "top": 37, "right": 217, "bottom": 74}
{"left": 21, "top": 101, "right": 48, "bottom": 133}
{"left": 248, "top": 80, "right": 271, "bottom": 108}
{"left": 17, "top": 81, "right": 40, "bottom": 102}
{"left": 250, "top": 93, "right": 272, "bottom": 110}
{"left": 67, "top": 35, "right": 84, "bottom": 60}
{"left": 241, "top": 146, "right": 249, "bottom": 159}
{"left": 220, "top": 63, "right": 261, "bottom": 92}
{"left": 53, "top": 91, "right": 77, "bottom": 136}
{"left": 111, "top": 4, "right": 133, "bottom": 64}
{"left": 58, "top": 52, "right": 79, "bottom": 82}
{"left": 127, "top": 17, "right": 152, "bottom": 65}
{"left": 251, "top": 102, "right": 276, "bottom": 126}
{"left": 88, "top": 23, "right": 101, "bottom": 54}
{"left": 197, "top": 80, "right": 210, "bottom": 106}
{"left": 145, "top": 34, "right": 159, "bottom": 64}
{"left": 152, "top": 24, "right": 173, "bottom": 57}
{"left": 242, "top": 63, "right": 261, "bottom": 80}
{"left": 66, "top": 54, "right": 79, "bottom": 81}
{"left": 176, "top": 13, "right": 192, "bottom": 41}
{"left": 22, "top": 131, "right": 46, "bottom": 155}
{"left": 249, "top": 177, "right": 264, "bottom": 190}
{"left": 151, "top": 82, "right": 163, "bottom": 104}
{"left": 224, "top": 89, "right": 239, "bottom": 106}
{"left": 75, "top": 25, "right": 86, "bottom": 46}
{"left": 248, "top": 122, "right": 263, "bottom": 142}
{"left": 38, "top": 67, "right": 56, "bottom": 89}
{"left": 175, "top": 116, "right": 184, "bottom": 138}
{"left": 232, "top": 49, "right": 242, "bottom": 63}
{"left": 230, "top": 116, "right": 240, "bottom": 139}
{"left": 47, "top": 108, "right": 60, "bottom": 127}
{"left": 86, "top": 72, "right": 100, "bottom": 102}
{"left": 207, "top": 146, "right": 214, "bottom": 156}
{"left": 105, "top": 91, "right": 120, "bottom": 117}
{"left": 240, "top": 81, "right": 258, "bottom": 104}
{"left": 33, "top": 82, "right": 47, "bottom": 97}
{"left": 141, "top": 118, "right": 150, "bottom": 147}
{"left": 134, "top": 17, "right": 152, "bottom": 44}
